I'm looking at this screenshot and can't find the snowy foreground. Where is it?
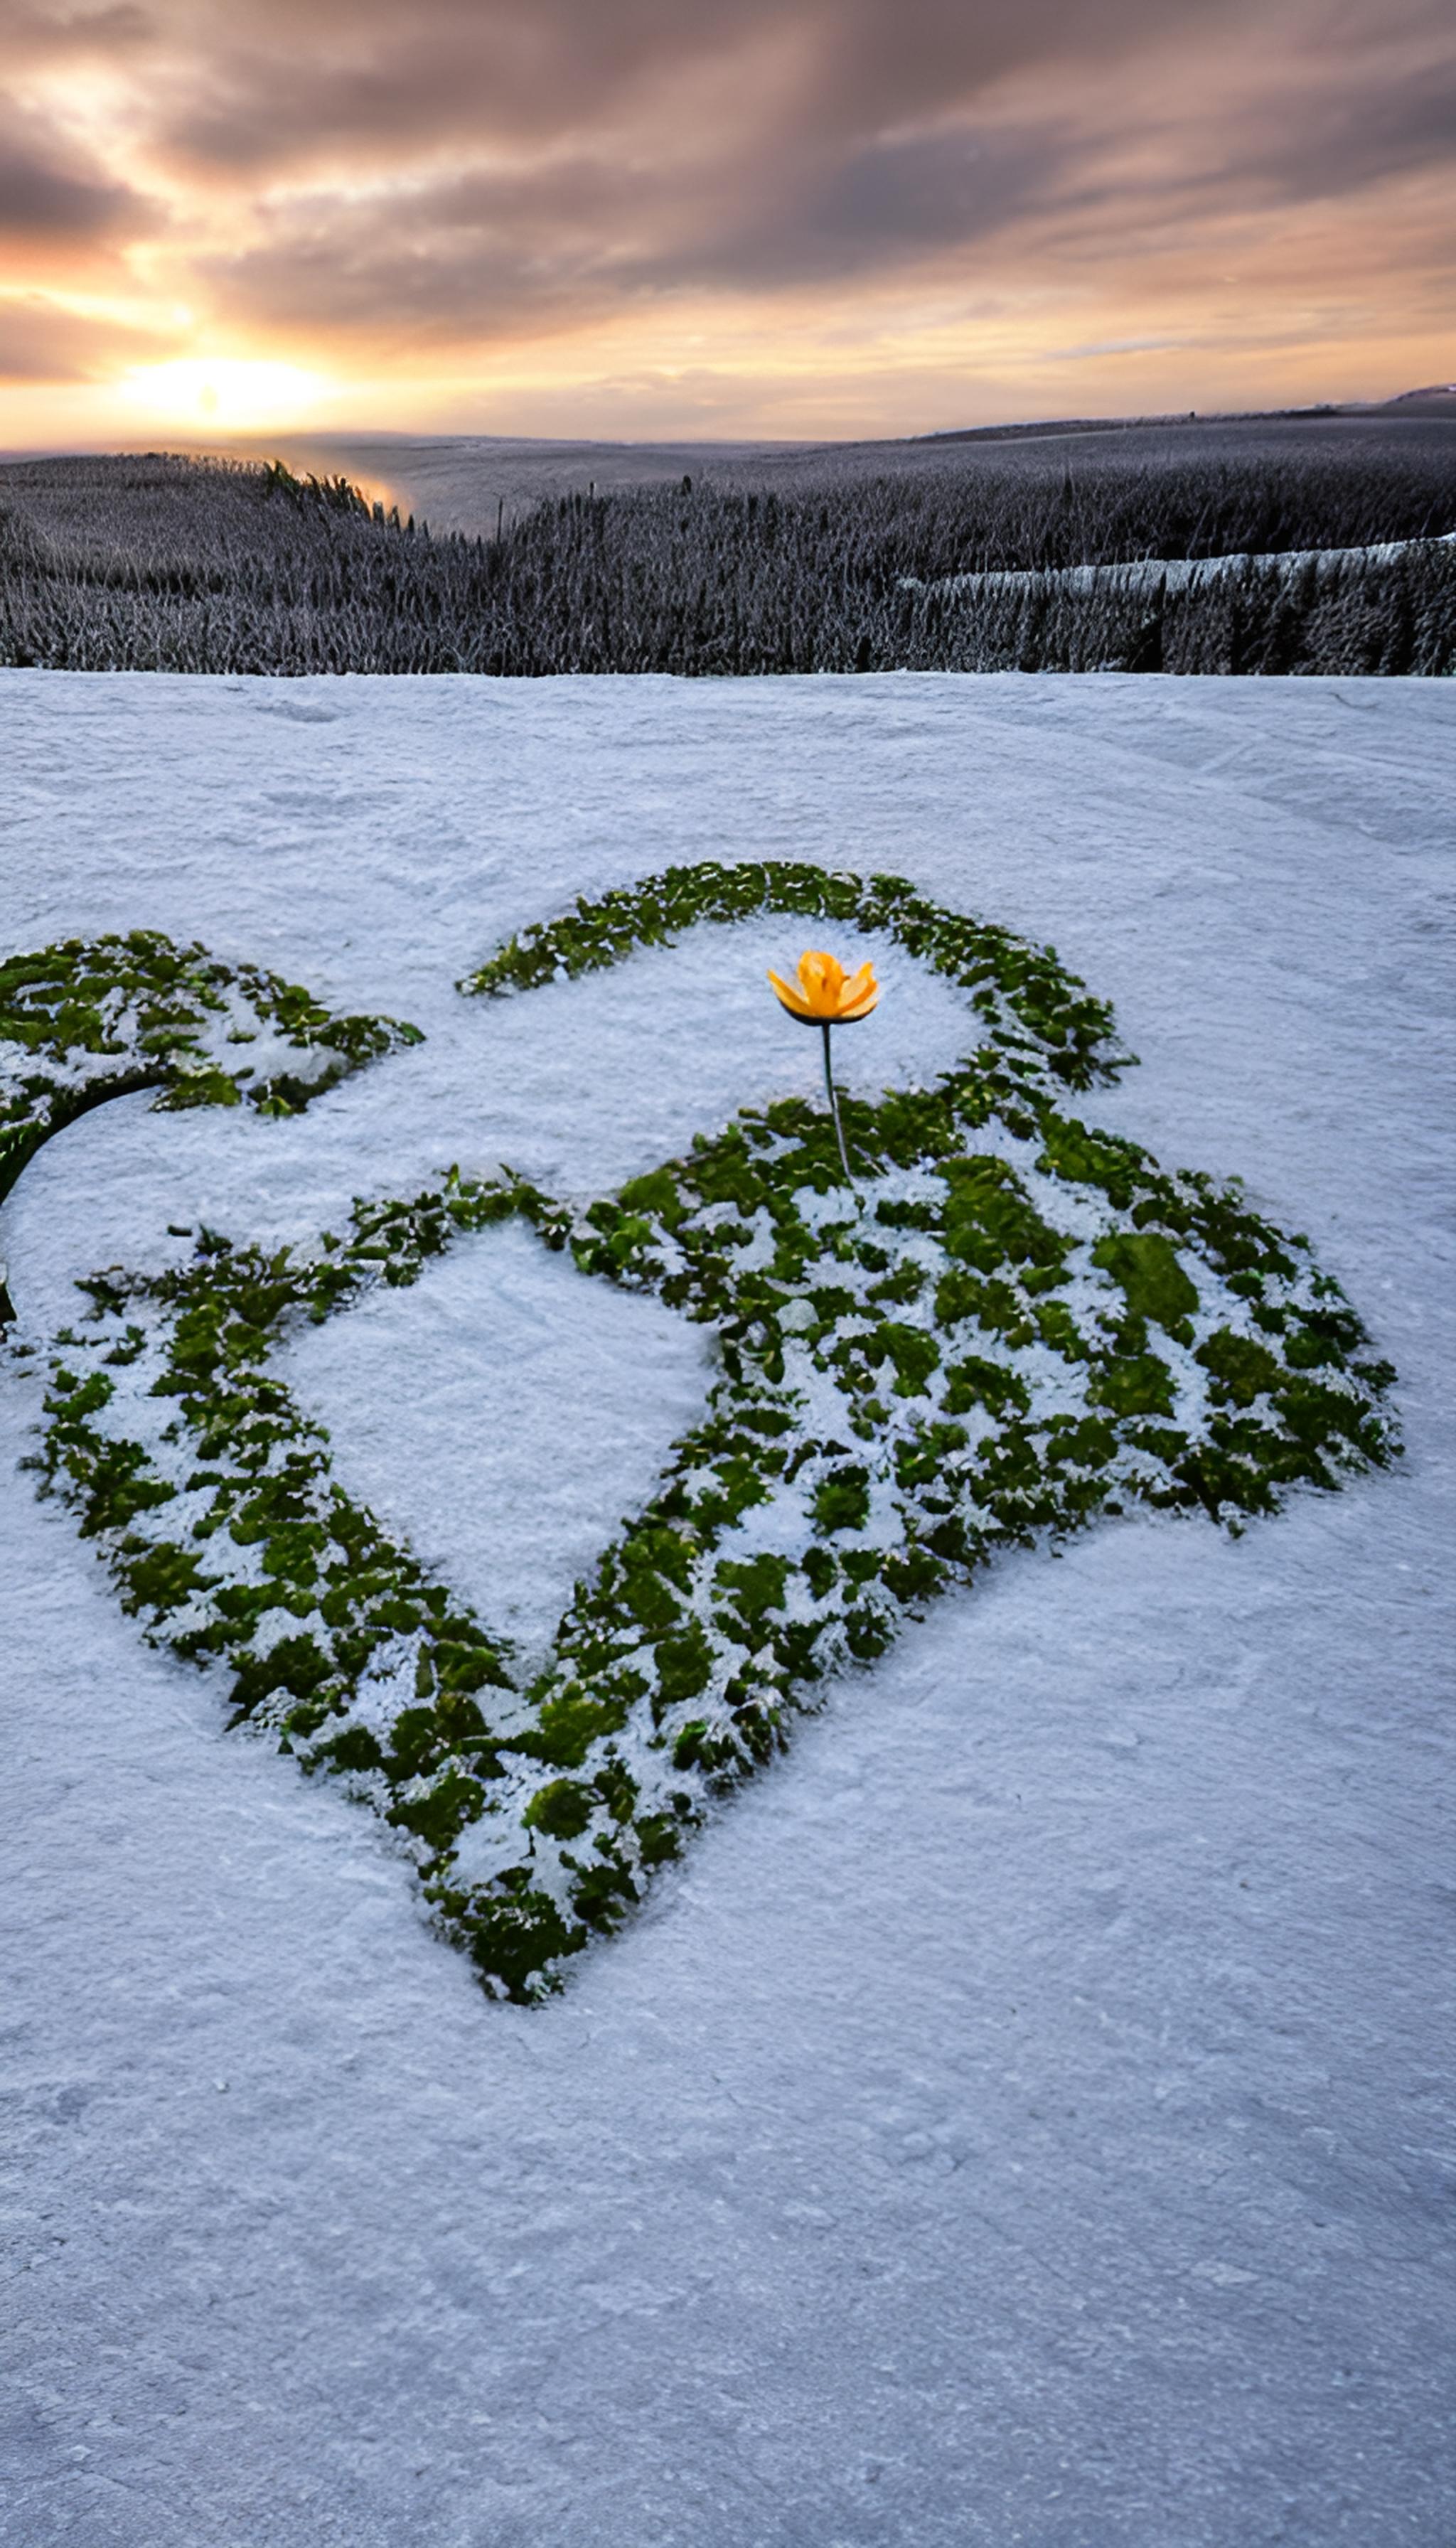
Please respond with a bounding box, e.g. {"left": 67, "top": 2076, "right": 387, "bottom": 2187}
{"left": 2, "top": 671, "right": 1452, "bottom": 2547}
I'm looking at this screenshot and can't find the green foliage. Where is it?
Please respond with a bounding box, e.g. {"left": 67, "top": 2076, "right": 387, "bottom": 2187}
{"left": 1090, "top": 1350, "right": 1178, "bottom": 1419}
{"left": 0, "top": 927, "right": 419, "bottom": 1215}
{"left": 462, "top": 857, "right": 1123, "bottom": 1096}
{"left": 813, "top": 1467, "right": 873, "bottom": 1533}
{"left": 1092, "top": 1231, "right": 1199, "bottom": 1329}
{"left": 523, "top": 1779, "right": 596, "bottom": 1841}
{"left": 18, "top": 862, "right": 1401, "bottom": 2002}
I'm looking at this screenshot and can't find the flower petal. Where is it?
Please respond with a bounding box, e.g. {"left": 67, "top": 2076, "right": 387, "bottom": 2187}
{"left": 800, "top": 950, "right": 843, "bottom": 1004}
{"left": 793, "top": 951, "right": 842, "bottom": 1015}
{"left": 767, "top": 966, "right": 815, "bottom": 1018}
{"left": 771, "top": 949, "right": 878, "bottom": 1019}
{"left": 837, "top": 982, "right": 879, "bottom": 1020}
{"left": 837, "top": 963, "right": 877, "bottom": 1016}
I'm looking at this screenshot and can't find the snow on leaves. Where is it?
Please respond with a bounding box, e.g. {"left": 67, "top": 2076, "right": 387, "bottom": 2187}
{"left": 5, "top": 867, "right": 1400, "bottom": 2000}
{"left": 0, "top": 929, "right": 420, "bottom": 1214}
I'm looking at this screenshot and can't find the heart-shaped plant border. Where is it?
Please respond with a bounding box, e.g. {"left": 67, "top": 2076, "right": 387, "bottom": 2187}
{"left": 5, "top": 865, "right": 1399, "bottom": 1999}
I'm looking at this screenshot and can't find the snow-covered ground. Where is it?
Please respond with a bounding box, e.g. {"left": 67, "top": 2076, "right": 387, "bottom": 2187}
{"left": 901, "top": 528, "right": 1456, "bottom": 599}
{"left": 2, "top": 670, "right": 1452, "bottom": 2547}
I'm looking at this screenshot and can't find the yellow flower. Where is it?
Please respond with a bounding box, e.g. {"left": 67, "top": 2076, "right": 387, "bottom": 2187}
{"left": 766, "top": 950, "right": 879, "bottom": 1024}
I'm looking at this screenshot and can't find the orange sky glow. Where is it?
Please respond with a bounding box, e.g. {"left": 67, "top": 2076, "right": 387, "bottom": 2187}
{"left": 1, "top": 0, "right": 1452, "bottom": 448}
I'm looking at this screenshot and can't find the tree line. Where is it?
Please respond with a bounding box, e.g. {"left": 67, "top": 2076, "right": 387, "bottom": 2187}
{"left": 0, "top": 445, "right": 1451, "bottom": 676}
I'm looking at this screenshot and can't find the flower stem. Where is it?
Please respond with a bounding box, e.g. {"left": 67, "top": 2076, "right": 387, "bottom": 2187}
{"left": 820, "top": 1021, "right": 855, "bottom": 1187}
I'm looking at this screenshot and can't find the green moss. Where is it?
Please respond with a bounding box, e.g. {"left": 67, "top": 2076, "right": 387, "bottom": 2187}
{"left": 20, "top": 861, "right": 1398, "bottom": 2006}
{"left": 1033, "top": 1300, "right": 1091, "bottom": 1362}
{"left": 1035, "top": 1117, "right": 1147, "bottom": 1206}
{"left": 389, "top": 1766, "right": 483, "bottom": 1854}
{"left": 616, "top": 1167, "right": 688, "bottom": 1228}
{"left": 229, "top": 1632, "right": 334, "bottom": 1720}
{"left": 894, "top": 1421, "right": 969, "bottom": 1489}
{"left": 845, "top": 1604, "right": 894, "bottom": 1661}
{"left": 461, "top": 860, "right": 1123, "bottom": 1094}
{"left": 119, "top": 1537, "right": 211, "bottom": 1617}
{"left": 633, "top": 1812, "right": 685, "bottom": 1868}
{"left": 521, "top": 1688, "right": 630, "bottom": 1770}
{"left": 451, "top": 1885, "right": 582, "bottom": 2002}
{"left": 523, "top": 1778, "right": 596, "bottom": 1841}
{"left": 713, "top": 1552, "right": 790, "bottom": 1628}
{"left": 1, "top": 931, "right": 419, "bottom": 1214}
{"left": 315, "top": 1723, "right": 384, "bottom": 1775}
{"left": 942, "top": 1354, "right": 1031, "bottom": 1418}
{"left": 1197, "top": 1328, "right": 1285, "bottom": 1406}
{"left": 671, "top": 1718, "right": 712, "bottom": 1771}
{"left": 618, "top": 1553, "right": 685, "bottom": 1634}
{"left": 870, "top": 1320, "right": 942, "bottom": 1397}
{"left": 1092, "top": 1231, "right": 1199, "bottom": 1329}
{"left": 654, "top": 1618, "right": 715, "bottom": 1706}
{"left": 940, "top": 1156, "right": 1071, "bottom": 1275}
{"left": 801, "top": 1544, "right": 840, "bottom": 1600}
{"left": 813, "top": 1466, "right": 872, "bottom": 1533}
{"left": 1090, "top": 1350, "right": 1177, "bottom": 1419}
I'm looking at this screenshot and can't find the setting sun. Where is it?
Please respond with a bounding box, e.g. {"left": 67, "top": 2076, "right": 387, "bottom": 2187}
{"left": 1, "top": 0, "right": 1451, "bottom": 446}
{"left": 118, "top": 358, "right": 328, "bottom": 434}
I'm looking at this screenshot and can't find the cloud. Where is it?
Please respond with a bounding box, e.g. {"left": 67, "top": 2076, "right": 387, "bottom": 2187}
{"left": 0, "top": 5, "right": 153, "bottom": 73}
{"left": 665, "top": 124, "right": 1075, "bottom": 288}
{"left": 198, "top": 158, "right": 660, "bottom": 343}
{"left": 141, "top": 0, "right": 1214, "bottom": 179}
{"left": 0, "top": 0, "right": 1451, "bottom": 407}
{"left": 135, "top": 0, "right": 1445, "bottom": 360}
{"left": 0, "top": 292, "right": 171, "bottom": 377}
{"left": 198, "top": 117, "right": 1081, "bottom": 345}
{"left": 1218, "top": 50, "right": 1456, "bottom": 200}
{"left": 0, "top": 100, "right": 154, "bottom": 247}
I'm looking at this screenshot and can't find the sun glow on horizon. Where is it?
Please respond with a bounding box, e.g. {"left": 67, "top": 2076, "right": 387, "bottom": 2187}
{"left": 0, "top": 0, "right": 1449, "bottom": 451}
{"left": 119, "top": 358, "right": 330, "bottom": 434}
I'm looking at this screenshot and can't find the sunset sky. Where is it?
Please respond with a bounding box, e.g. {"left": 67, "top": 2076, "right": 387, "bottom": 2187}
{"left": 1, "top": 0, "right": 1452, "bottom": 448}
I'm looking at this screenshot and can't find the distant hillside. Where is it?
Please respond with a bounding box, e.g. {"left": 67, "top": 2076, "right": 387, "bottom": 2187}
{"left": 1373, "top": 387, "right": 1456, "bottom": 418}
{"left": 1, "top": 437, "right": 1452, "bottom": 677}
{"left": 195, "top": 400, "right": 1456, "bottom": 541}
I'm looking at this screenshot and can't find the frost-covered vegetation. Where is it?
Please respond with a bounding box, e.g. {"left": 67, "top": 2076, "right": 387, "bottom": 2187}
{"left": 0, "top": 930, "right": 419, "bottom": 1215}
{"left": 1, "top": 441, "right": 1452, "bottom": 674}
{"left": 6, "top": 867, "right": 1400, "bottom": 1998}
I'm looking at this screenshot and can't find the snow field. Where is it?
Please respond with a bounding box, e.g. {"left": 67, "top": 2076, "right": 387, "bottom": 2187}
{"left": 1, "top": 670, "right": 1452, "bottom": 2546}
{"left": 16, "top": 863, "right": 1386, "bottom": 1998}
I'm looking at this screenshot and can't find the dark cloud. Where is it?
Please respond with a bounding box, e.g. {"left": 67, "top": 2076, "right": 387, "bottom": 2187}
{"left": 0, "top": 293, "right": 169, "bottom": 376}
{"left": 0, "top": 4, "right": 153, "bottom": 73}
{"left": 137, "top": 1, "right": 788, "bottom": 170}
{"left": 673, "top": 126, "right": 1074, "bottom": 289}
{"left": 140, "top": 0, "right": 1231, "bottom": 178}
{"left": 0, "top": 101, "right": 155, "bottom": 246}
{"left": 1221, "top": 52, "right": 1456, "bottom": 200}
{"left": 200, "top": 156, "right": 662, "bottom": 342}
{"left": 1, "top": 0, "right": 1451, "bottom": 380}
{"left": 119, "top": 0, "right": 1438, "bottom": 355}
{"left": 199, "top": 117, "right": 1078, "bottom": 345}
